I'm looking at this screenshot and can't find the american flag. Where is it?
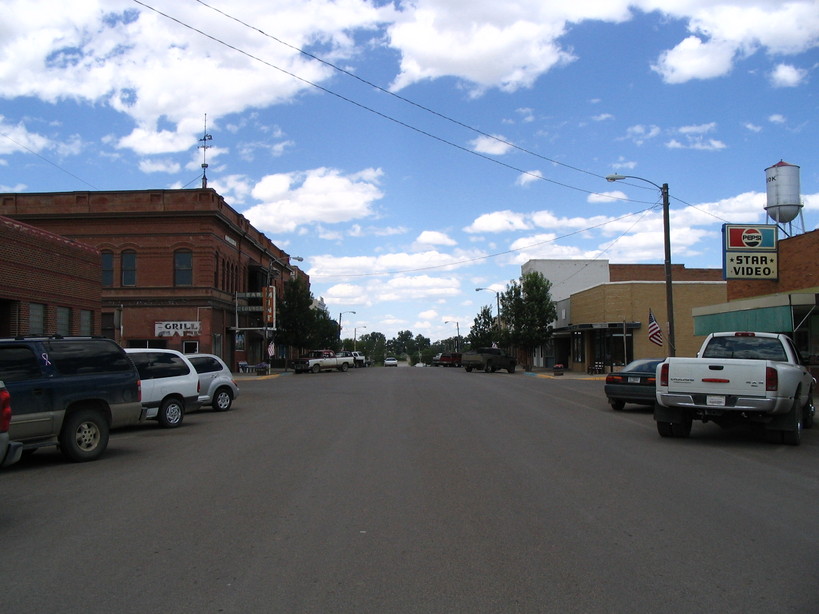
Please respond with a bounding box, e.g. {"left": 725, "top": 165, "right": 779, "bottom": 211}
{"left": 648, "top": 309, "right": 664, "bottom": 346}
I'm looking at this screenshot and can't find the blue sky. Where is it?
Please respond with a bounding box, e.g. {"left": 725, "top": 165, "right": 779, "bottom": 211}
{"left": 1, "top": 0, "right": 818, "bottom": 341}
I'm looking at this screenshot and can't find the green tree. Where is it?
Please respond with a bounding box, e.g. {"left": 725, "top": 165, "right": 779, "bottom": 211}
{"left": 310, "top": 309, "right": 341, "bottom": 350}
{"left": 274, "top": 277, "right": 316, "bottom": 362}
{"left": 468, "top": 305, "right": 496, "bottom": 349}
{"left": 499, "top": 271, "right": 556, "bottom": 370}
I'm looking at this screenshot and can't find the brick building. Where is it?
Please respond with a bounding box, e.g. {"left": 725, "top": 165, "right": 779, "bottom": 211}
{"left": 0, "top": 189, "right": 305, "bottom": 369}
{"left": 0, "top": 215, "right": 102, "bottom": 337}
{"left": 523, "top": 259, "right": 725, "bottom": 370}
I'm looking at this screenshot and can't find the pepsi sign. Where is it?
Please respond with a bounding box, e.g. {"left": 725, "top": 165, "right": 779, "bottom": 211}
{"left": 724, "top": 225, "right": 777, "bottom": 251}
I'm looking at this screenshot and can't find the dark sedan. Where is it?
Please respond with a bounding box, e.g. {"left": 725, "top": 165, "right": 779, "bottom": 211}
{"left": 604, "top": 358, "right": 664, "bottom": 411}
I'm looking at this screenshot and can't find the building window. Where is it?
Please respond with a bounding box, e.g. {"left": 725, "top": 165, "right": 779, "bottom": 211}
{"left": 79, "top": 310, "right": 93, "bottom": 335}
{"left": 56, "top": 307, "right": 71, "bottom": 335}
{"left": 572, "top": 331, "right": 584, "bottom": 364}
{"left": 102, "top": 251, "right": 114, "bottom": 287}
{"left": 29, "top": 303, "right": 45, "bottom": 335}
{"left": 182, "top": 340, "right": 199, "bottom": 354}
{"left": 174, "top": 250, "right": 193, "bottom": 286}
{"left": 122, "top": 250, "right": 137, "bottom": 286}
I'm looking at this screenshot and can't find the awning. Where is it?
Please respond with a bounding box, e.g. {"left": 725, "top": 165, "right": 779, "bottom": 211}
{"left": 693, "top": 305, "right": 792, "bottom": 334}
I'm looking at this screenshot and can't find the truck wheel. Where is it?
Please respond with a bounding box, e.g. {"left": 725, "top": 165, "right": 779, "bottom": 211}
{"left": 311, "top": 363, "right": 321, "bottom": 374}
{"left": 213, "top": 387, "right": 233, "bottom": 411}
{"left": 340, "top": 362, "right": 349, "bottom": 372}
{"left": 672, "top": 417, "right": 693, "bottom": 438}
{"left": 782, "top": 395, "right": 803, "bottom": 446}
{"left": 465, "top": 366, "right": 473, "bottom": 372}
{"left": 59, "top": 409, "right": 109, "bottom": 462}
{"left": 508, "top": 365, "right": 516, "bottom": 374}
{"left": 158, "top": 397, "right": 184, "bottom": 428}
{"left": 657, "top": 421, "right": 674, "bottom": 438}
{"left": 484, "top": 361, "right": 493, "bottom": 373}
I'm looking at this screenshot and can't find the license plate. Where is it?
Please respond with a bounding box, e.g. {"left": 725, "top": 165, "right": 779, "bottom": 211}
{"left": 707, "top": 395, "right": 726, "bottom": 407}
{"left": 628, "top": 376, "right": 641, "bottom": 383}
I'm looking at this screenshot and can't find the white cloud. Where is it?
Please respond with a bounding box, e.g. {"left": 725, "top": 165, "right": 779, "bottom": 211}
{"left": 415, "top": 230, "right": 456, "bottom": 247}
{"left": 652, "top": 36, "right": 736, "bottom": 83}
{"left": 464, "top": 210, "right": 531, "bottom": 233}
{"left": 516, "top": 170, "right": 543, "bottom": 186}
{"left": 470, "top": 134, "right": 513, "bottom": 155}
{"left": 770, "top": 63, "right": 808, "bottom": 87}
{"left": 624, "top": 124, "right": 661, "bottom": 145}
{"left": 769, "top": 114, "right": 787, "bottom": 124}
{"left": 138, "top": 158, "right": 181, "bottom": 174}
{"left": 244, "top": 167, "right": 384, "bottom": 233}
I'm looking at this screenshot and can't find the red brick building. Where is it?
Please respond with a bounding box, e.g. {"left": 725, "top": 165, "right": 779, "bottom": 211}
{"left": 0, "top": 189, "right": 305, "bottom": 369}
{"left": 0, "top": 215, "right": 102, "bottom": 336}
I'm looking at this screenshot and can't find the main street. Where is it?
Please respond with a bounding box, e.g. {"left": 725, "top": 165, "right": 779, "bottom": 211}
{"left": 2, "top": 367, "right": 818, "bottom": 613}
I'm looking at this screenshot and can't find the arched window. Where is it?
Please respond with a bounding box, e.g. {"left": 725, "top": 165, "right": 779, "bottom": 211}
{"left": 174, "top": 249, "right": 193, "bottom": 286}
{"left": 121, "top": 250, "right": 137, "bottom": 286}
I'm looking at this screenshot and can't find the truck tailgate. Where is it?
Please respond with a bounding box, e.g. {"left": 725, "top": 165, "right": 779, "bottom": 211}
{"left": 667, "top": 358, "right": 769, "bottom": 396}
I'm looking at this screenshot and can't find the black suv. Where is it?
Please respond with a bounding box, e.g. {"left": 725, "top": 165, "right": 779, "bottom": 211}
{"left": 0, "top": 336, "right": 144, "bottom": 462}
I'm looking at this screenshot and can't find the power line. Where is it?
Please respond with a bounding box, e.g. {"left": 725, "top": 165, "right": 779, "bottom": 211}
{"left": 131, "top": 0, "right": 654, "bottom": 205}
{"left": 0, "top": 131, "right": 99, "bottom": 190}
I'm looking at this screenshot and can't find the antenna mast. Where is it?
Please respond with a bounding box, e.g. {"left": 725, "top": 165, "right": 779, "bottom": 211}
{"left": 198, "top": 114, "right": 213, "bottom": 189}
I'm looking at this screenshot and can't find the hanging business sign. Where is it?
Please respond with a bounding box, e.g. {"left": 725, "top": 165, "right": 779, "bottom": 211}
{"left": 155, "top": 321, "right": 201, "bottom": 337}
{"left": 722, "top": 224, "right": 778, "bottom": 280}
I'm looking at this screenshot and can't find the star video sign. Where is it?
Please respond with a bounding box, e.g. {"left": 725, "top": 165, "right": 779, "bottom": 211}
{"left": 722, "top": 224, "right": 778, "bottom": 280}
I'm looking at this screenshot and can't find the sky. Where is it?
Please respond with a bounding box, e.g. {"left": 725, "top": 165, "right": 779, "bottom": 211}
{"left": 1, "top": 0, "right": 818, "bottom": 342}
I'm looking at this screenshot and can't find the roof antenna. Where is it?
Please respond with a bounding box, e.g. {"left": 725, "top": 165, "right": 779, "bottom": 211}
{"left": 198, "top": 114, "right": 213, "bottom": 189}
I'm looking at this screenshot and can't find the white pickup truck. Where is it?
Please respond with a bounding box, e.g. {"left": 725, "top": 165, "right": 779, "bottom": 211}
{"left": 655, "top": 332, "right": 815, "bottom": 445}
{"left": 292, "top": 350, "right": 355, "bottom": 374}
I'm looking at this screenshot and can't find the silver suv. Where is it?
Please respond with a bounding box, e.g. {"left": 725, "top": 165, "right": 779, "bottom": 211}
{"left": 187, "top": 354, "right": 239, "bottom": 411}
{"left": 125, "top": 348, "right": 200, "bottom": 428}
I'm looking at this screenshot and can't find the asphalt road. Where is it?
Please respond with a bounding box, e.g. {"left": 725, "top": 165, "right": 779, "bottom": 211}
{"left": 2, "top": 366, "right": 818, "bottom": 614}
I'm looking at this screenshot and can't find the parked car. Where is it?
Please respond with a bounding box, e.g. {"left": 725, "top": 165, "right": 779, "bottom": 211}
{"left": 0, "top": 336, "right": 143, "bottom": 462}
{"left": 187, "top": 354, "right": 239, "bottom": 411}
{"left": 125, "top": 348, "right": 200, "bottom": 428}
{"left": 604, "top": 358, "right": 664, "bottom": 411}
{"left": 0, "top": 381, "right": 22, "bottom": 468}
{"left": 384, "top": 357, "right": 398, "bottom": 367}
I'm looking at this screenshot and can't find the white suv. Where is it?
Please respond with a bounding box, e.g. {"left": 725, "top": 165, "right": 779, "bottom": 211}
{"left": 125, "top": 348, "right": 200, "bottom": 428}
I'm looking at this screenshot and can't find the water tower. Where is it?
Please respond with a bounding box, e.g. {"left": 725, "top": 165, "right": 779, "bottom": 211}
{"left": 764, "top": 160, "right": 805, "bottom": 236}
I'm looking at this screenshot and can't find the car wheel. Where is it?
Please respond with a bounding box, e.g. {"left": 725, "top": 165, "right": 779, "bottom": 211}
{"left": 803, "top": 388, "right": 815, "bottom": 429}
{"left": 213, "top": 387, "right": 233, "bottom": 411}
{"left": 311, "top": 363, "right": 321, "bottom": 374}
{"left": 59, "top": 408, "right": 109, "bottom": 462}
{"left": 158, "top": 397, "right": 185, "bottom": 428}
{"left": 610, "top": 399, "right": 625, "bottom": 411}
{"left": 340, "top": 362, "right": 349, "bottom": 372}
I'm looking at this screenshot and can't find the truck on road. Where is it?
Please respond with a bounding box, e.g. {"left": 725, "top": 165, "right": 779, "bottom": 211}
{"left": 462, "top": 347, "right": 516, "bottom": 373}
{"left": 655, "top": 331, "right": 815, "bottom": 445}
{"left": 292, "top": 350, "right": 355, "bottom": 374}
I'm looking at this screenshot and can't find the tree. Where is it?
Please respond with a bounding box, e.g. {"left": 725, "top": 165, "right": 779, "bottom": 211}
{"left": 274, "top": 277, "right": 316, "bottom": 360}
{"left": 499, "top": 271, "right": 556, "bottom": 370}
{"left": 468, "top": 305, "right": 496, "bottom": 349}
{"left": 310, "top": 309, "right": 341, "bottom": 350}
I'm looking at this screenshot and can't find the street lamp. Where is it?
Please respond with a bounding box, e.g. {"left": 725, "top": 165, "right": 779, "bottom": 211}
{"left": 354, "top": 325, "right": 366, "bottom": 350}
{"left": 476, "top": 287, "right": 502, "bottom": 330}
{"left": 444, "top": 320, "right": 460, "bottom": 351}
{"left": 338, "top": 310, "right": 356, "bottom": 342}
{"left": 605, "top": 174, "right": 675, "bottom": 357}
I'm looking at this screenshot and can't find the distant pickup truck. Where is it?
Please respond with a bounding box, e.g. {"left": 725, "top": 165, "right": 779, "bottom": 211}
{"left": 337, "top": 350, "right": 370, "bottom": 368}
{"left": 655, "top": 331, "right": 815, "bottom": 445}
{"left": 432, "top": 352, "right": 462, "bottom": 367}
{"left": 292, "top": 350, "right": 355, "bottom": 374}
{"left": 462, "top": 347, "right": 516, "bottom": 373}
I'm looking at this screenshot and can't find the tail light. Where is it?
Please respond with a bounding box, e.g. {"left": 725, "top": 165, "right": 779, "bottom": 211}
{"left": 605, "top": 374, "right": 623, "bottom": 384}
{"left": 765, "top": 366, "right": 778, "bottom": 391}
{"left": 660, "top": 363, "right": 669, "bottom": 387}
{"left": 0, "top": 387, "right": 12, "bottom": 433}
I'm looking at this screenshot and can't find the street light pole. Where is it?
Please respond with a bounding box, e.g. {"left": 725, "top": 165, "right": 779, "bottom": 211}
{"left": 338, "top": 310, "right": 356, "bottom": 344}
{"left": 605, "top": 174, "right": 676, "bottom": 357}
{"left": 444, "top": 320, "right": 460, "bottom": 351}
{"left": 475, "top": 287, "right": 502, "bottom": 332}
{"left": 354, "top": 325, "right": 366, "bottom": 351}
